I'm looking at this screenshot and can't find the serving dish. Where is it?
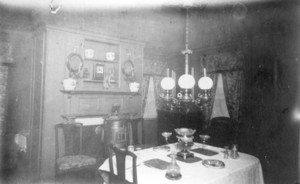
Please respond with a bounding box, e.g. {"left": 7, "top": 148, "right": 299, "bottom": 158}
{"left": 202, "top": 159, "right": 225, "bottom": 169}
{"left": 174, "top": 128, "right": 196, "bottom": 136}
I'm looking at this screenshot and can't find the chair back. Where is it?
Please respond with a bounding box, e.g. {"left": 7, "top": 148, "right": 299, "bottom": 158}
{"left": 108, "top": 144, "right": 138, "bottom": 184}
{"left": 55, "top": 123, "right": 83, "bottom": 159}
{"left": 208, "top": 117, "right": 234, "bottom": 147}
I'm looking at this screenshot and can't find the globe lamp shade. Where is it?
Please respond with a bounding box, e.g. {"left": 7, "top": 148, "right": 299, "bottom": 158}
{"left": 178, "top": 74, "right": 195, "bottom": 89}
{"left": 198, "top": 76, "right": 213, "bottom": 90}
{"left": 161, "top": 77, "right": 175, "bottom": 90}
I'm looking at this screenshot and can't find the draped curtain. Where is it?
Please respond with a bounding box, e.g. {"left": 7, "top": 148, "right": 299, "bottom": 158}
{"left": 206, "top": 73, "right": 218, "bottom": 123}
{"left": 142, "top": 60, "right": 167, "bottom": 118}
{"left": 205, "top": 51, "right": 245, "bottom": 124}
{"left": 223, "top": 71, "right": 244, "bottom": 124}
{"left": 141, "top": 75, "right": 165, "bottom": 117}
{"left": 141, "top": 75, "right": 151, "bottom": 117}
{"left": 153, "top": 76, "right": 165, "bottom": 110}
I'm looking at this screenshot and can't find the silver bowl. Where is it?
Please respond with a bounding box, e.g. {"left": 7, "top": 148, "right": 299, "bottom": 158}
{"left": 174, "top": 128, "right": 196, "bottom": 137}
{"left": 177, "top": 135, "right": 194, "bottom": 144}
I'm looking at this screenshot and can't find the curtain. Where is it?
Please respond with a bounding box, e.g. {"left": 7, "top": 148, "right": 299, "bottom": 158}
{"left": 141, "top": 75, "right": 151, "bottom": 117}
{"left": 153, "top": 76, "right": 165, "bottom": 111}
{"left": 142, "top": 60, "right": 168, "bottom": 115}
{"left": 205, "top": 73, "right": 218, "bottom": 124}
{"left": 223, "top": 70, "right": 244, "bottom": 124}
{"left": 204, "top": 51, "right": 245, "bottom": 124}
{"left": 211, "top": 74, "right": 230, "bottom": 118}
{"left": 142, "top": 75, "right": 165, "bottom": 119}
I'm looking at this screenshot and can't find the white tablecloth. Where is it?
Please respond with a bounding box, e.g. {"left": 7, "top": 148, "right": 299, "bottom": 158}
{"left": 99, "top": 143, "right": 264, "bottom": 184}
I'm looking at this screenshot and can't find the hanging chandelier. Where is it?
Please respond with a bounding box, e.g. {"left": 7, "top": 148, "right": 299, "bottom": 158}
{"left": 160, "top": 6, "right": 213, "bottom": 112}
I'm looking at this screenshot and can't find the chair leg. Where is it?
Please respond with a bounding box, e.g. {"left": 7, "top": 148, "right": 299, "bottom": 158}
{"left": 96, "top": 170, "right": 109, "bottom": 184}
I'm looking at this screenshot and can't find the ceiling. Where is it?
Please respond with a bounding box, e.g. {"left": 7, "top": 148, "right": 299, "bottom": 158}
{"left": 0, "top": 0, "right": 283, "bottom": 11}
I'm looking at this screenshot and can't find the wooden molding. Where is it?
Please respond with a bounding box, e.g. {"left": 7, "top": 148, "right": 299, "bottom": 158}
{"left": 60, "top": 90, "right": 140, "bottom": 96}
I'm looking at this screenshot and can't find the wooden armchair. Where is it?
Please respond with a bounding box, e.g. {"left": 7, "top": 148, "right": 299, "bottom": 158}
{"left": 54, "top": 122, "right": 104, "bottom": 181}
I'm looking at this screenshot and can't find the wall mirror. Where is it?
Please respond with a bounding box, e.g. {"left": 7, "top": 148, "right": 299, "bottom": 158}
{"left": 66, "top": 53, "right": 84, "bottom": 78}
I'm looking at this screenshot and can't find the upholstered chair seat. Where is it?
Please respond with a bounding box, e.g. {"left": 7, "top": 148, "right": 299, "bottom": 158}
{"left": 57, "top": 155, "right": 97, "bottom": 171}
{"left": 55, "top": 122, "right": 105, "bottom": 181}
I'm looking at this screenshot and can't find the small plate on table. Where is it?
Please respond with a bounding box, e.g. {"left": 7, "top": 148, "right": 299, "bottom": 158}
{"left": 153, "top": 145, "right": 170, "bottom": 152}
{"left": 202, "top": 159, "right": 225, "bottom": 169}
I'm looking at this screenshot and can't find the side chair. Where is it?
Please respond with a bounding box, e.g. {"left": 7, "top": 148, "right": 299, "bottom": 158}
{"left": 101, "top": 144, "right": 138, "bottom": 184}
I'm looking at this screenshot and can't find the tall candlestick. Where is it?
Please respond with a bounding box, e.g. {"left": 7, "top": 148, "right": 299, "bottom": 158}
{"left": 204, "top": 68, "right": 207, "bottom": 77}
{"left": 171, "top": 70, "right": 174, "bottom": 96}
{"left": 191, "top": 67, "right": 194, "bottom": 98}
{"left": 167, "top": 68, "right": 170, "bottom": 77}
{"left": 172, "top": 70, "right": 176, "bottom": 97}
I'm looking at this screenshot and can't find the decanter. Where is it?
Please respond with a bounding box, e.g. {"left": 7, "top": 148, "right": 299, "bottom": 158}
{"left": 165, "top": 153, "right": 182, "bottom": 180}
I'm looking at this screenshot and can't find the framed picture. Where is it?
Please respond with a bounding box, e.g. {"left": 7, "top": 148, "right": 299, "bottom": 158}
{"left": 93, "top": 63, "right": 104, "bottom": 80}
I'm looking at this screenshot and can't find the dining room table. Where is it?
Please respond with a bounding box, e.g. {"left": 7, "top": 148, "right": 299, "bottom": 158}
{"left": 98, "top": 142, "right": 265, "bottom": 184}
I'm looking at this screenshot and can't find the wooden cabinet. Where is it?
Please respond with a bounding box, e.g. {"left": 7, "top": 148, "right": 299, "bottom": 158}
{"left": 30, "top": 25, "right": 144, "bottom": 180}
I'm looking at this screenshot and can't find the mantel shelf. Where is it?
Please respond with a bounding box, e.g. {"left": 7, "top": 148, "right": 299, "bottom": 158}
{"left": 60, "top": 89, "right": 140, "bottom": 96}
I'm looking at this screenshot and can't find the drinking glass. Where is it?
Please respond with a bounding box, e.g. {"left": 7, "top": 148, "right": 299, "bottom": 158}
{"left": 199, "top": 134, "right": 210, "bottom": 149}
{"left": 162, "top": 132, "right": 172, "bottom": 144}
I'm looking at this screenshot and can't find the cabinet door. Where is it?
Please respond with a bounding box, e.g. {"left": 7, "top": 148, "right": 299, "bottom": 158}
{"left": 29, "top": 33, "right": 45, "bottom": 180}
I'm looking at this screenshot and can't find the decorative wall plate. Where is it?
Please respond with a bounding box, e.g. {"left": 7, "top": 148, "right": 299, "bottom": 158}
{"left": 122, "top": 59, "right": 136, "bottom": 82}
{"left": 66, "top": 53, "right": 83, "bottom": 78}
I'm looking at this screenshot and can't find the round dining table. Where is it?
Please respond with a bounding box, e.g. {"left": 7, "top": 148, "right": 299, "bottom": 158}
{"left": 99, "top": 142, "right": 264, "bottom": 184}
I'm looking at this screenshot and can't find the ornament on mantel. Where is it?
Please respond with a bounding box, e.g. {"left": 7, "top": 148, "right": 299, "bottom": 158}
{"left": 129, "top": 82, "right": 140, "bottom": 92}
{"left": 62, "top": 78, "right": 77, "bottom": 90}
{"left": 103, "top": 71, "right": 114, "bottom": 90}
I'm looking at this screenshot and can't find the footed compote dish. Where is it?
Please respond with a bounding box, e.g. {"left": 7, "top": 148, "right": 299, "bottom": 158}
{"left": 174, "top": 128, "right": 196, "bottom": 160}
{"left": 174, "top": 128, "right": 196, "bottom": 137}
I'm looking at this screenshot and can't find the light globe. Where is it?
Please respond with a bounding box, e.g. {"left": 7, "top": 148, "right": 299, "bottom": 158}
{"left": 198, "top": 76, "right": 213, "bottom": 90}
{"left": 161, "top": 77, "right": 175, "bottom": 90}
{"left": 178, "top": 74, "right": 195, "bottom": 89}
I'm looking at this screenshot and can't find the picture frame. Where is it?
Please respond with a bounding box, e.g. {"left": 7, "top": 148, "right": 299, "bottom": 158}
{"left": 93, "top": 63, "right": 104, "bottom": 80}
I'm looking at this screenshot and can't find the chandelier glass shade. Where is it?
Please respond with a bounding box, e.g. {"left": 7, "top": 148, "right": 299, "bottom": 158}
{"left": 160, "top": 6, "right": 213, "bottom": 111}
{"left": 198, "top": 76, "right": 213, "bottom": 90}
{"left": 161, "top": 77, "right": 176, "bottom": 90}
{"left": 178, "top": 74, "right": 195, "bottom": 89}
{"left": 198, "top": 69, "right": 213, "bottom": 90}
